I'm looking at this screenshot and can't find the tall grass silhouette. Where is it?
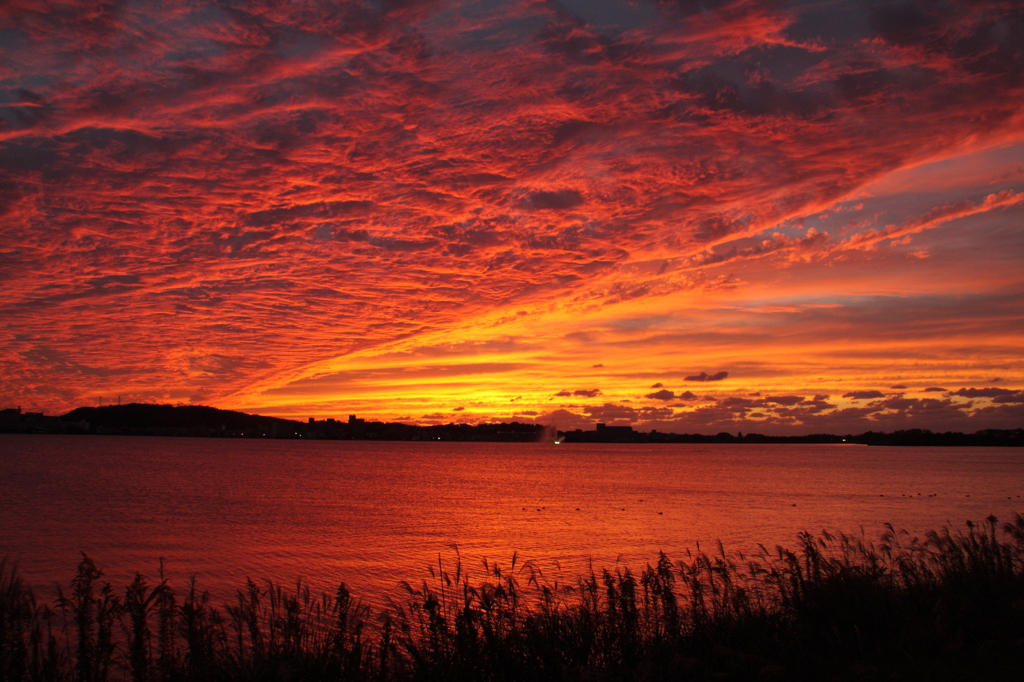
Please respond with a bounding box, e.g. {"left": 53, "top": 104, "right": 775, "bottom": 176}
{"left": 2, "top": 515, "right": 1023, "bottom": 681}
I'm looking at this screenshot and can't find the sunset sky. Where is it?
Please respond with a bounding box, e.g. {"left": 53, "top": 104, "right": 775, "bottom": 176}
{"left": 2, "top": 0, "right": 1023, "bottom": 434}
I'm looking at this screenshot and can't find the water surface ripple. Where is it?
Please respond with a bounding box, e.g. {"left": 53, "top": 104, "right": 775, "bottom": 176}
{"left": 2, "top": 435, "right": 1022, "bottom": 605}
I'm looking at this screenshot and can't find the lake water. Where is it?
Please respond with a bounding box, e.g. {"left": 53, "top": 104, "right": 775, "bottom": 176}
{"left": 2, "top": 434, "right": 1022, "bottom": 608}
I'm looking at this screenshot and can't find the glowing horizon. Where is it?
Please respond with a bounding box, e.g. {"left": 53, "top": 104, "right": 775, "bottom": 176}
{"left": 2, "top": 0, "right": 1023, "bottom": 434}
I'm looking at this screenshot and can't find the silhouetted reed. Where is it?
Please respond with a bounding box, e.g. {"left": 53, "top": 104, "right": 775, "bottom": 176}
{"left": 3, "top": 515, "right": 1023, "bottom": 681}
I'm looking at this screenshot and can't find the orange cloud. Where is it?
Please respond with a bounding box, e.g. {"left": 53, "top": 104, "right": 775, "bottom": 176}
{"left": 0, "top": 0, "right": 1022, "bottom": 433}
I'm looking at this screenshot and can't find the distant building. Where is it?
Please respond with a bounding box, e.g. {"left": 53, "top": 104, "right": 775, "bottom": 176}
{"left": 596, "top": 423, "right": 634, "bottom": 437}
{"left": 0, "top": 407, "right": 22, "bottom": 432}
{"left": 22, "top": 411, "right": 62, "bottom": 434}
{"left": 560, "top": 423, "right": 637, "bottom": 443}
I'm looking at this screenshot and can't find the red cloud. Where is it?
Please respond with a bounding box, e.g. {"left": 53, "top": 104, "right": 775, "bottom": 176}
{"left": 843, "top": 391, "right": 886, "bottom": 400}
{"left": 645, "top": 389, "right": 676, "bottom": 401}
{"left": 949, "top": 387, "right": 1020, "bottom": 399}
{"left": 1, "top": 0, "right": 1022, "bottom": 420}
{"left": 765, "top": 395, "right": 804, "bottom": 406}
{"left": 685, "top": 371, "right": 729, "bottom": 382}
{"left": 557, "top": 389, "right": 602, "bottom": 398}
{"left": 573, "top": 389, "right": 602, "bottom": 398}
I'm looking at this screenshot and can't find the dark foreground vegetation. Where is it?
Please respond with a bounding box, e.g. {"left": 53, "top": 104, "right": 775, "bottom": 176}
{"left": 3, "top": 517, "right": 1024, "bottom": 682}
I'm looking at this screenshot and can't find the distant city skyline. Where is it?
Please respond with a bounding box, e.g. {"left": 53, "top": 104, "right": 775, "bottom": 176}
{"left": 1, "top": 0, "right": 1023, "bottom": 435}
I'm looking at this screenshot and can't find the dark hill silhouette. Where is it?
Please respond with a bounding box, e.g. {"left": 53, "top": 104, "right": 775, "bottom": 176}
{"left": 61, "top": 403, "right": 302, "bottom": 437}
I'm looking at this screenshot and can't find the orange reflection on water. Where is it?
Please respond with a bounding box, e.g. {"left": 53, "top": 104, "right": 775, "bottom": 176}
{"left": 3, "top": 436, "right": 1023, "bottom": 610}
